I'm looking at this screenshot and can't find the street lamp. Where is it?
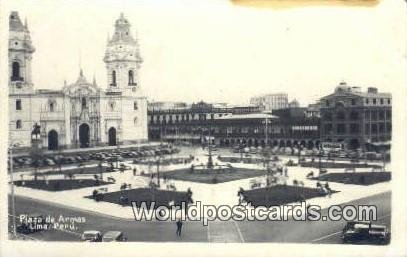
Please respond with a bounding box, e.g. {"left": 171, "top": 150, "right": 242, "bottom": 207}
{"left": 262, "top": 111, "right": 272, "bottom": 148}
{"left": 318, "top": 144, "right": 322, "bottom": 173}
{"left": 156, "top": 156, "right": 163, "bottom": 188}
{"left": 8, "top": 142, "right": 21, "bottom": 238}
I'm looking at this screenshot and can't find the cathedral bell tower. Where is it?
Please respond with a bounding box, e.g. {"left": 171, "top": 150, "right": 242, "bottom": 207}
{"left": 104, "top": 13, "right": 143, "bottom": 95}
{"left": 9, "top": 11, "right": 35, "bottom": 93}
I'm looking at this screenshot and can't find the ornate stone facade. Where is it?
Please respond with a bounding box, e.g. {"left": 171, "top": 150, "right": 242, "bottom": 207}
{"left": 8, "top": 12, "right": 148, "bottom": 150}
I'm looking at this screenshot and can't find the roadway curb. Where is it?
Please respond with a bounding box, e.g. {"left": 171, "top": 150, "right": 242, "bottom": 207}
{"left": 14, "top": 195, "right": 135, "bottom": 222}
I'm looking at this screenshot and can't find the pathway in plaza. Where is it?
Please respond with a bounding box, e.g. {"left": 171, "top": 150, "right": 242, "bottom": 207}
{"left": 10, "top": 149, "right": 390, "bottom": 221}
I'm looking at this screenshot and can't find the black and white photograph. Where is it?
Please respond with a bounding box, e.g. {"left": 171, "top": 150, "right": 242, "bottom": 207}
{"left": 1, "top": 0, "right": 406, "bottom": 256}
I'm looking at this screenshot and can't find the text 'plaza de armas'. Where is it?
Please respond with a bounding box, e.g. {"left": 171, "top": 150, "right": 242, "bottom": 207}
{"left": 9, "top": 11, "right": 392, "bottom": 152}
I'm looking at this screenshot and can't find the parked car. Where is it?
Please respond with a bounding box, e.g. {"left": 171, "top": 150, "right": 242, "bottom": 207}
{"left": 43, "top": 158, "right": 56, "bottom": 166}
{"left": 342, "top": 221, "right": 390, "bottom": 244}
{"left": 31, "top": 159, "right": 45, "bottom": 167}
{"left": 74, "top": 155, "right": 84, "bottom": 162}
{"left": 119, "top": 163, "right": 132, "bottom": 170}
{"left": 338, "top": 151, "right": 348, "bottom": 158}
{"left": 160, "top": 149, "right": 171, "bottom": 155}
{"left": 63, "top": 156, "right": 76, "bottom": 164}
{"left": 81, "top": 230, "right": 102, "bottom": 242}
{"left": 93, "top": 153, "right": 106, "bottom": 160}
{"left": 102, "top": 231, "right": 127, "bottom": 242}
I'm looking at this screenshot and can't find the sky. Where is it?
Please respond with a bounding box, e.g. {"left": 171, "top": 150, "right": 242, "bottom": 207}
{"left": 3, "top": 0, "right": 406, "bottom": 106}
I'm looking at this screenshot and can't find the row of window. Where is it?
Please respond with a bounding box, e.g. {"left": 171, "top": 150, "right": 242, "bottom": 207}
{"left": 150, "top": 113, "right": 218, "bottom": 123}
{"left": 325, "top": 98, "right": 391, "bottom": 107}
{"left": 323, "top": 110, "right": 391, "bottom": 121}
{"left": 14, "top": 117, "right": 139, "bottom": 130}
{"left": 323, "top": 111, "right": 359, "bottom": 121}
{"left": 324, "top": 122, "right": 391, "bottom": 135}
{"left": 15, "top": 99, "right": 139, "bottom": 112}
{"left": 365, "top": 98, "right": 391, "bottom": 105}
{"left": 110, "top": 70, "right": 136, "bottom": 86}
{"left": 364, "top": 110, "right": 391, "bottom": 120}
{"left": 151, "top": 127, "right": 319, "bottom": 138}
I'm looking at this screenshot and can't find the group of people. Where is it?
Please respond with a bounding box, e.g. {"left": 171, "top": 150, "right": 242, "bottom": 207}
{"left": 316, "top": 181, "right": 333, "bottom": 197}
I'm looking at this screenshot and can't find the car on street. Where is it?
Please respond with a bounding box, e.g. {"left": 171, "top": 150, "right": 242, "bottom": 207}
{"left": 81, "top": 230, "right": 103, "bottom": 242}
{"left": 102, "top": 231, "right": 127, "bottom": 242}
{"left": 61, "top": 156, "right": 76, "bottom": 164}
{"left": 43, "top": 158, "right": 56, "bottom": 166}
{"left": 119, "top": 163, "right": 132, "bottom": 170}
{"left": 342, "top": 221, "right": 390, "bottom": 244}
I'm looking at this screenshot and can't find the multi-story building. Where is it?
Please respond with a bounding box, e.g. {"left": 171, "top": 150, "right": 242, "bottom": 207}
{"left": 148, "top": 101, "right": 236, "bottom": 143}
{"left": 148, "top": 101, "right": 320, "bottom": 148}
{"left": 213, "top": 108, "right": 320, "bottom": 148}
{"left": 8, "top": 12, "right": 148, "bottom": 150}
{"left": 319, "top": 82, "right": 392, "bottom": 150}
{"left": 250, "top": 93, "right": 289, "bottom": 111}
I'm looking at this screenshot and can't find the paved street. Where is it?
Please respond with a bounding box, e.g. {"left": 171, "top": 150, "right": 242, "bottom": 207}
{"left": 236, "top": 191, "right": 391, "bottom": 243}
{"left": 9, "top": 191, "right": 390, "bottom": 243}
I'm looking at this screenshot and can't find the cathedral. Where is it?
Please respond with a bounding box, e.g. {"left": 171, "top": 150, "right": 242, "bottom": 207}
{"left": 8, "top": 12, "right": 148, "bottom": 150}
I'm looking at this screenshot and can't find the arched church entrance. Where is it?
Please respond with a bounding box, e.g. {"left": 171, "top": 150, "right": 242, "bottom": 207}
{"left": 108, "top": 127, "right": 117, "bottom": 146}
{"left": 48, "top": 130, "right": 58, "bottom": 150}
{"left": 79, "top": 123, "right": 90, "bottom": 148}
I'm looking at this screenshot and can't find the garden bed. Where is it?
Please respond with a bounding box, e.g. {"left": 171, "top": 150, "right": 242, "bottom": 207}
{"left": 243, "top": 184, "right": 338, "bottom": 207}
{"left": 312, "top": 172, "right": 391, "bottom": 185}
{"left": 14, "top": 179, "right": 112, "bottom": 191}
{"left": 85, "top": 188, "right": 189, "bottom": 208}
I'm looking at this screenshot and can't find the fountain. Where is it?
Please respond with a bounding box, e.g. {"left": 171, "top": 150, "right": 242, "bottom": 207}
{"left": 191, "top": 126, "right": 234, "bottom": 174}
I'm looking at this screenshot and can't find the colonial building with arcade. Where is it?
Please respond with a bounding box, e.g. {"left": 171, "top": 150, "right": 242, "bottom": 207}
{"left": 8, "top": 12, "right": 148, "bottom": 150}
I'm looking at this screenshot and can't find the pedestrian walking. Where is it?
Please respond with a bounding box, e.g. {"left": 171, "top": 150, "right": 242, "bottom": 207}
{"left": 176, "top": 219, "right": 183, "bottom": 237}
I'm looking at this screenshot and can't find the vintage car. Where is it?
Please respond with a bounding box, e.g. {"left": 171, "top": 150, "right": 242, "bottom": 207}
{"left": 342, "top": 221, "right": 390, "bottom": 244}
{"left": 102, "top": 231, "right": 127, "bottom": 242}
{"left": 81, "top": 230, "right": 102, "bottom": 242}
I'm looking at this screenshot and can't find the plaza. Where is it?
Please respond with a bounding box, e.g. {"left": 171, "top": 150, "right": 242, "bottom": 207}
{"left": 10, "top": 145, "right": 391, "bottom": 222}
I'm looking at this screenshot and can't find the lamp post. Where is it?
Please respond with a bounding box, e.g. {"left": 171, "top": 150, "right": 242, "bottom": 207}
{"left": 156, "top": 156, "right": 163, "bottom": 188}
{"left": 8, "top": 142, "right": 20, "bottom": 238}
{"left": 207, "top": 121, "right": 214, "bottom": 169}
{"left": 265, "top": 114, "right": 269, "bottom": 148}
{"left": 318, "top": 144, "right": 322, "bottom": 173}
{"left": 99, "top": 160, "right": 103, "bottom": 181}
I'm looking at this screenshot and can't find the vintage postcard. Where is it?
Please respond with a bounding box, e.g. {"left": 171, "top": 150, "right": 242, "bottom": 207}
{"left": 0, "top": 0, "right": 406, "bottom": 256}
